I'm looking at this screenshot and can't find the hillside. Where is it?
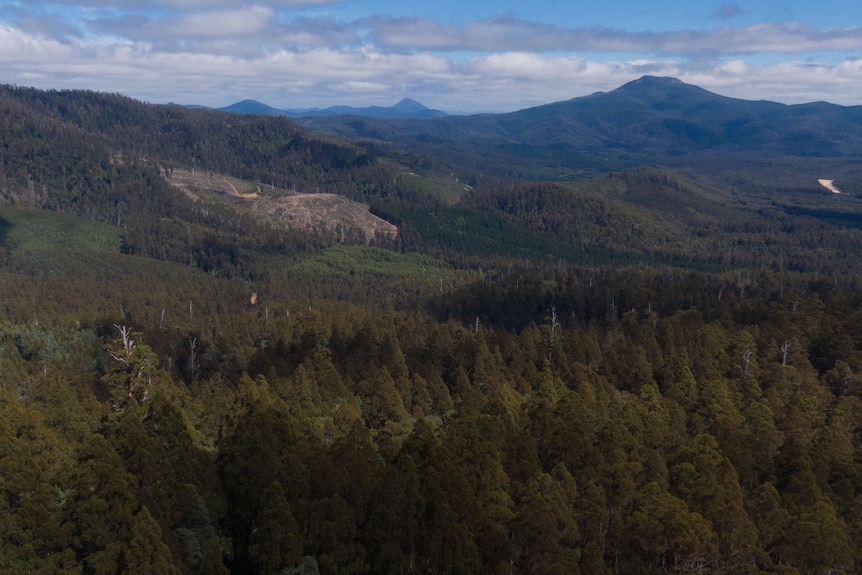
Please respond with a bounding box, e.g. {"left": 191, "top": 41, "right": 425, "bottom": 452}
{"left": 3, "top": 81, "right": 862, "bottom": 272}
{"left": 304, "top": 75, "right": 862, "bottom": 179}
{"left": 2, "top": 82, "right": 862, "bottom": 575}
{"left": 165, "top": 168, "right": 397, "bottom": 242}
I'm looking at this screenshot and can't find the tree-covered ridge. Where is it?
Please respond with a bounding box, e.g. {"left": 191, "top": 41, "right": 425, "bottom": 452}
{"left": 2, "top": 83, "right": 862, "bottom": 574}
{"left": 0, "top": 83, "right": 413, "bottom": 212}
{"left": 4, "top": 84, "right": 862, "bottom": 276}
{"left": 300, "top": 76, "right": 862, "bottom": 180}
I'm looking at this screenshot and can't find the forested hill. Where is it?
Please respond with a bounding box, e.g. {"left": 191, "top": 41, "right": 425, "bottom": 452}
{"left": 6, "top": 82, "right": 862, "bottom": 274}
{"left": 0, "top": 83, "right": 423, "bottom": 271}
{"left": 0, "top": 83, "right": 388, "bottom": 202}
{"left": 303, "top": 75, "right": 862, "bottom": 178}
{"left": 2, "top": 82, "right": 862, "bottom": 575}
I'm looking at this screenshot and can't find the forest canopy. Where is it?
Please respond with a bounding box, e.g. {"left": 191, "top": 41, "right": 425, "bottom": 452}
{"left": 1, "top": 84, "right": 862, "bottom": 575}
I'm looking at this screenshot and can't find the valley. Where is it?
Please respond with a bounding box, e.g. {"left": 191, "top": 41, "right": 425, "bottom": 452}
{"left": 1, "top": 78, "right": 862, "bottom": 575}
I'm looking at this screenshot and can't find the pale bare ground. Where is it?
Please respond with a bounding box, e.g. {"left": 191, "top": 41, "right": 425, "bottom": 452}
{"left": 162, "top": 168, "right": 396, "bottom": 242}
{"left": 255, "top": 193, "right": 397, "bottom": 241}
{"left": 163, "top": 168, "right": 259, "bottom": 199}
{"left": 818, "top": 179, "right": 842, "bottom": 194}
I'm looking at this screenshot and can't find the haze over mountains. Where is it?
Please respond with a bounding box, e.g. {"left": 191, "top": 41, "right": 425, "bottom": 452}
{"left": 180, "top": 75, "right": 862, "bottom": 182}
{"left": 213, "top": 97, "right": 448, "bottom": 119}
{"left": 296, "top": 76, "right": 862, "bottom": 179}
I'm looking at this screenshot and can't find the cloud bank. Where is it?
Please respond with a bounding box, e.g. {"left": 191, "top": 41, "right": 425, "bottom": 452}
{"left": 1, "top": 2, "right": 860, "bottom": 112}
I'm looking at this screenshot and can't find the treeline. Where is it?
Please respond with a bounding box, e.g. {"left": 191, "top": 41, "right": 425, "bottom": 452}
{"left": 461, "top": 169, "right": 862, "bottom": 273}
{"left": 2, "top": 257, "right": 862, "bottom": 574}
{"left": 0, "top": 84, "right": 394, "bottom": 209}
{"left": 5, "top": 84, "right": 862, "bottom": 277}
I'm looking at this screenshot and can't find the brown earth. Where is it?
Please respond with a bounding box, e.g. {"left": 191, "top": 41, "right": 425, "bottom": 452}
{"left": 163, "top": 168, "right": 397, "bottom": 242}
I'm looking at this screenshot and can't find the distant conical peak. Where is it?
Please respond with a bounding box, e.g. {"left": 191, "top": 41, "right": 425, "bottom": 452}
{"left": 393, "top": 98, "right": 426, "bottom": 108}
{"left": 620, "top": 76, "right": 689, "bottom": 90}
{"left": 635, "top": 75, "right": 684, "bottom": 84}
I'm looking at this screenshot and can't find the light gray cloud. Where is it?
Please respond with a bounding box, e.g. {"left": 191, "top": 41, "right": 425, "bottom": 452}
{"left": 15, "top": 15, "right": 83, "bottom": 42}
{"left": 1, "top": 4, "right": 861, "bottom": 113}
{"left": 11, "top": 6, "right": 862, "bottom": 57}
{"left": 24, "top": 0, "right": 339, "bottom": 8}
{"left": 93, "top": 6, "right": 276, "bottom": 40}
{"left": 2, "top": 17, "right": 858, "bottom": 113}
{"left": 168, "top": 5, "right": 274, "bottom": 37}
{"left": 367, "top": 16, "right": 862, "bottom": 56}
{"left": 164, "top": 0, "right": 338, "bottom": 6}
{"left": 84, "top": 5, "right": 283, "bottom": 57}
{"left": 713, "top": 3, "right": 744, "bottom": 21}
{"left": 277, "top": 17, "right": 361, "bottom": 48}
{"left": 24, "top": 4, "right": 356, "bottom": 54}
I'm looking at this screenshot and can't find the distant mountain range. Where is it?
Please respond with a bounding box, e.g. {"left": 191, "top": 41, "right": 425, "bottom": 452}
{"left": 297, "top": 76, "right": 862, "bottom": 179}
{"left": 2, "top": 77, "right": 862, "bottom": 269}
{"left": 210, "top": 98, "right": 448, "bottom": 119}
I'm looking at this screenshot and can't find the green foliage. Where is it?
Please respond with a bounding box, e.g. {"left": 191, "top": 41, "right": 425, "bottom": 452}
{"left": 0, "top": 208, "right": 122, "bottom": 253}
{"left": 626, "top": 483, "right": 719, "bottom": 574}
{"left": 288, "top": 245, "right": 449, "bottom": 278}
{"left": 102, "top": 325, "right": 159, "bottom": 410}
{"left": 4, "top": 83, "right": 862, "bottom": 575}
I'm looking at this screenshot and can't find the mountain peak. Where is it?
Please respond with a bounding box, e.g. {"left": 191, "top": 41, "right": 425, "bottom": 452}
{"left": 217, "top": 97, "right": 444, "bottom": 119}
{"left": 630, "top": 75, "right": 686, "bottom": 86}
{"left": 220, "top": 99, "right": 289, "bottom": 116}
{"left": 615, "top": 75, "right": 697, "bottom": 94}
{"left": 606, "top": 75, "right": 723, "bottom": 106}
{"left": 393, "top": 98, "right": 427, "bottom": 111}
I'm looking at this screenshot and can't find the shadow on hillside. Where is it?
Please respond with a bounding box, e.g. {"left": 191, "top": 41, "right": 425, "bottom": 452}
{"left": 0, "top": 216, "right": 11, "bottom": 246}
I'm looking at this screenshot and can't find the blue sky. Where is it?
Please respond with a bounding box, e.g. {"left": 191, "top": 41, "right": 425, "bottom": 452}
{"left": 1, "top": 0, "right": 861, "bottom": 112}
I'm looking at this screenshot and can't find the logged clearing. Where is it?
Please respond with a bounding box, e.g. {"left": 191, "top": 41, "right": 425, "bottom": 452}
{"left": 165, "top": 168, "right": 260, "bottom": 200}
{"left": 163, "top": 168, "right": 397, "bottom": 242}
{"left": 253, "top": 193, "right": 397, "bottom": 242}
{"left": 818, "top": 179, "right": 842, "bottom": 194}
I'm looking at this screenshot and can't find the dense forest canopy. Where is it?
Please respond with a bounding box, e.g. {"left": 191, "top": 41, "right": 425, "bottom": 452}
{"left": 1, "top": 84, "right": 862, "bottom": 575}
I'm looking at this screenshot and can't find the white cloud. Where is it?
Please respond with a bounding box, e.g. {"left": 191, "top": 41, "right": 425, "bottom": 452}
{"left": 168, "top": 5, "right": 274, "bottom": 37}
{"left": 367, "top": 16, "right": 862, "bottom": 56}
{"left": 89, "top": 5, "right": 277, "bottom": 46}
{"left": 716, "top": 58, "right": 748, "bottom": 75}
{"left": 277, "top": 18, "right": 361, "bottom": 48}
{"left": 467, "top": 52, "right": 589, "bottom": 80}
{"left": 0, "top": 24, "right": 75, "bottom": 63}
{"left": 689, "top": 58, "right": 862, "bottom": 104}
{"left": 1, "top": 6, "right": 862, "bottom": 112}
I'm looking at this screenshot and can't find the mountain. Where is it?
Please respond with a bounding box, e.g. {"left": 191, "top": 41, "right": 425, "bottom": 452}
{"left": 301, "top": 75, "right": 862, "bottom": 178}
{"left": 501, "top": 75, "right": 862, "bottom": 155}
{"left": 2, "top": 79, "right": 862, "bottom": 276}
{"left": 4, "top": 81, "right": 862, "bottom": 575}
{"left": 220, "top": 99, "right": 291, "bottom": 116}
{"left": 216, "top": 97, "right": 447, "bottom": 119}
{"left": 290, "top": 98, "right": 448, "bottom": 119}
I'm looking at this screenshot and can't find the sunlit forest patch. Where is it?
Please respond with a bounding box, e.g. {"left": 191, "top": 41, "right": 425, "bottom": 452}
{"left": 0, "top": 208, "right": 122, "bottom": 253}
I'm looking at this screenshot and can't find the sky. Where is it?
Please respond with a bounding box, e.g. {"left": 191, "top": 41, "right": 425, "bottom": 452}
{"left": 1, "top": 1, "right": 861, "bottom": 113}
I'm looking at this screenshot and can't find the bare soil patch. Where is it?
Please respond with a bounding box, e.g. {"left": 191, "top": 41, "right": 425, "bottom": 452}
{"left": 163, "top": 168, "right": 396, "bottom": 242}
{"left": 818, "top": 179, "right": 842, "bottom": 194}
